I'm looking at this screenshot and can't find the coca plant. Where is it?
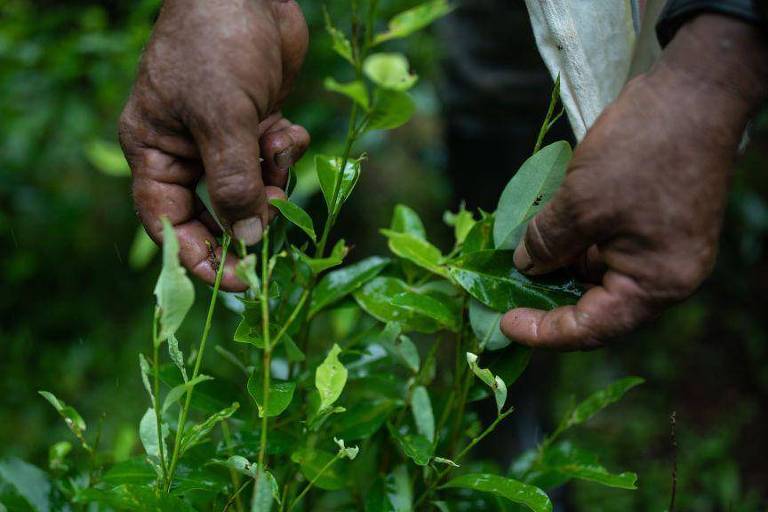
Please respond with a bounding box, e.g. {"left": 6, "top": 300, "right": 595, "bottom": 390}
{"left": 6, "top": 1, "right": 644, "bottom": 511}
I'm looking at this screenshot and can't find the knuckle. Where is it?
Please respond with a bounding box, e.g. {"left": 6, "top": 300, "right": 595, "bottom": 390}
{"left": 209, "top": 170, "right": 262, "bottom": 214}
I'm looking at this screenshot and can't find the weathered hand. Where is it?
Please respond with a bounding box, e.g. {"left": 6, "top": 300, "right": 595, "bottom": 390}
{"left": 119, "top": 0, "right": 309, "bottom": 291}
{"left": 502, "top": 14, "right": 768, "bottom": 349}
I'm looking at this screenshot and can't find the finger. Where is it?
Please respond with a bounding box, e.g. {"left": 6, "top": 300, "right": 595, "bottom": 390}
{"left": 128, "top": 147, "right": 247, "bottom": 292}
{"left": 571, "top": 245, "right": 607, "bottom": 284}
{"left": 514, "top": 186, "right": 605, "bottom": 276}
{"left": 260, "top": 120, "right": 311, "bottom": 189}
{"left": 500, "top": 271, "right": 654, "bottom": 350}
{"left": 193, "top": 94, "right": 268, "bottom": 247}
{"left": 265, "top": 185, "right": 287, "bottom": 223}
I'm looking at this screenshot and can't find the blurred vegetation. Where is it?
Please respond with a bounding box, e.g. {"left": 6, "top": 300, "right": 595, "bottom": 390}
{"left": 1, "top": 0, "right": 767, "bottom": 510}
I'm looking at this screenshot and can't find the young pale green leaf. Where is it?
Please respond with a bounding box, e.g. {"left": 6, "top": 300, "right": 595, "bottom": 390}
{"left": 297, "top": 240, "right": 348, "bottom": 274}
{"left": 291, "top": 448, "right": 347, "bottom": 491}
{"left": 363, "top": 53, "right": 419, "bottom": 91}
{"left": 180, "top": 402, "right": 239, "bottom": 455}
{"left": 235, "top": 254, "right": 260, "bottom": 293}
{"left": 449, "top": 250, "right": 582, "bottom": 312}
{"left": 154, "top": 219, "right": 195, "bottom": 344}
{"left": 0, "top": 458, "right": 51, "bottom": 512}
{"left": 390, "top": 292, "right": 459, "bottom": 332}
{"left": 167, "top": 335, "right": 188, "bottom": 382}
{"left": 233, "top": 315, "right": 266, "bottom": 348}
{"left": 139, "top": 408, "right": 168, "bottom": 462}
{"left": 373, "top": 0, "right": 455, "bottom": 45}
{"left": 247, "top": 373, "right": 296, "bottom": 418}
{"left": 224, "top": 455, "right": 259, "bottom": 478}
{"left": 443, "top": 474, "right": 552, "bottom": 512}
{"left": 269, "top": 198, "right": 316, "bottom": 243}
{"left": 315, "top": 154, "right": 362, "bottom": 216}
{"left": 444, "top": 205, "right": 477, "bottom": 246}
{"left": 323, "top": 7, "right": 354, "bottom": 65}
{"left": 325, "top": 78, "right": 370, "bottom": 110}
{"left": 560, "top": 377, "right": 644, "bottom": 431}
{"left": 334, "top": 437, "right": 360, "bottom": 460}
{"left": 433, "top": 457, "right": 460, "bottom": 468}
{"left": 138, "top": 353, "right": 153, "bottom": 403}
{"left": 354, "top": 277, "right": 444, "bottom": 333}
{"left": 309, "top": 256, "right": 390, "bottom": 317}
{"left": 380, "top": 229, "right": 449, "bottom": 278}
{"left": 468, "top": 299, "right": 510, "bottom": 351}
{"left": 366, "top": 89, "right": 415, "bottom": 132}
{"left": 463, "top": 214, "right": 495, "bottom": 254}
{"left": 316, "top": 344, "right": 348, "bottom": 411}
{"left": 162, "top": 374, "right": 214, "bottom": 413}
{"left": 390, "top": 204, "right": 427, "bottom": 239}
{"left": 49, "top": 441, "right": 72, "bottom": 472}
{"left": 494, "top": 141, "right": 572, "bottom": 250}
{"left": 411, "top": 386, "right": 435, "bottom": 443}
{"left": 467, "top": 353, "right": 507, "bottom": 415}
{"left": 38, "top": 391, "right": 87, "bottom": 438}
{"left": 536, "top": 442, "right": 638, "bottom": 490}
{"left": 252, "top": 467, "right": 279, "bottom": 512}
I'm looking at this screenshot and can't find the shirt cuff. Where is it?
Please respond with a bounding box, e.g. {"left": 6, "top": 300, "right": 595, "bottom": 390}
{"left": 656, "top": 0, "right": 766, "bottom": 46}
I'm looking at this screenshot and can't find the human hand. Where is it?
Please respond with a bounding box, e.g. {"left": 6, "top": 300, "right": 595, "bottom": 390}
{"left": 502, "top": 14, "right": 768, "bottom": 349}
{"left": 119, "top": 0, "right": 309, "bottom": 291}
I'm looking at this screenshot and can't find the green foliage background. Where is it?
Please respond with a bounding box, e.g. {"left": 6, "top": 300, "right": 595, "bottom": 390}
{"left": 1, "top": 1, "right": 767, "bottom": 510}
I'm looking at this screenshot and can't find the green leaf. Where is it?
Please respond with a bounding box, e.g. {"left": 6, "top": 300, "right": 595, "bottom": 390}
{"left": 535, "top": 442, "right": 637, "bottom": 490}
{"left": 444, "top": 205, "right": 476, "bottom": 246}
{"left": 162, "top": 375, "right": 213, "bottom": 413}
{"left": 139, "top": 408, "right": 168, "bottom": 462}
{"left": 128, "top": 225, "right": 158, "bottom": 270}
{"left": 373, "top": 0, "right": 455, "bottom": 45}
{"left": 103, "top": 458, "right": 155, "bottom": 485}
{"left": 167, "top": 335, "right": 188, "bottom": 382}
{"left": 234, "top": 314, "right": 265, "bottom": 349}
{"left": 269, "top": 198, "right": 316, "bottom": 243}
{"left": 365, "top": 477, "right": 395, "bottom": 512}
{"left": 390, "top": 204, "right": 427, "bottom": 239}
{"left": 449, "top": 250, "right": 582, "bottom": 312}
{"left": 38, "top": 391, "right": 87, "bottom": 440}
{"left": 466, "top": 353, "right": 507, "bottom": 414}
{"left": 48, "top": 441, "right": 72, "bottom": 472}
{"left": 389, "top": 427, "right": 433, "bottom": 466}
{"left": 334, "top": 437, "right": 360, "bottom": 460}
{"left": 0, "top": 458, "right": 51, "bottom": 512}
{"left": 315, "top": 154, "right": 362, "bottom": 216}
{"left": 86, "top": 139, "right": 130, "bottom": 177}
{"left": 180, "top": 402, "right": 239, "bottom": 455}
{"left": 354, "top": 277, "right": 445, "bottom": 333}
{"left": 494, "top": 346, "right": 532, "bottom": 387}
{"left": 154, "top": 219, "right": 195, "bottom": 344}
{"left": 381, "top": 229, "right": 449, "bottom": 278}
{"left": 364, "top": 53, "right": 418, "bottom": 91}
{"left": 291, "top": 448, "right": 346, "bottom": 491}
{"left": 390, "top": 292, "right": 459, "bottom": 332}
{"left": 324, "top": 7, "right": 354, "bottom": 65}
{"left": 411, "top": 386, "right": 435, "bottom": 443}
{"left": 252, "top": 467, "right": 278, "bottom": 512}
{"left": 297, "top": 240, "right": 348, "bottom": 274}
{"left": 247, "top": 374, "right": 296, "bottom": 418}
{"left": 468, "top": 299, "right": 509, "bottom": 351}
{"left": 494, "top": 141, "right": 572, "bottom": 250}
{"left": 309, "top": 256, "right": 389, "bottom": 317}
{"left": 332, "top": 400, "right": 399, "bottom": 441}
{"left": 386, "top": 465, "right": 412, "bottom": 511}
{"left": 325, "top": 78, "right": 369, "bottom": 110}
{"left": 366, "top": 89, "right": 415, "bottom": 132}
{"left": 559, "top": 377, "right": 644, "bottom": 431}
{"left": 443, "top": 474, "right": 552, "bottom": 512}
{"left": 316, "top": 344, "right": 348, "bottom": 411}
{"left": 463, "top": 214, "right": 495, "bottom": 254}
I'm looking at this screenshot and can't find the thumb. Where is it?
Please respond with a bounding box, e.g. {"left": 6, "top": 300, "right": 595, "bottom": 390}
{"left": 194, "top": 108, "right": 268, "bottom": 246}
{"left": 514, "top": 186, "right": 600, "bottom": 276}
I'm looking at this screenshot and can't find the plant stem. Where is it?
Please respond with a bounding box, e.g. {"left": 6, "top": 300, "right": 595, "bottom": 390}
{"left": 414, "top": 408, "right": 515, "bottom": 509}
{"left": 166, "top": 234, "right": 231, "bottom": 491}
{"left": 152, "top": 338, "right": 168, "bottom": 489}
{"left": 533, "top": 73, "right": 562, "bottom": 153}
{"left": 221, "top": 421, "right": 244, "bottom": 512}
{"left": 256, "top": 228, "right": 272, "bottom": 498}
{"left": 271, "top": 287, "right": 310, "bottom": 347}
{"left": 223, "top": 480, "right": 252, "bottom": 512}
{"left": 288, "top": 454, "right": 342, "bottom": 511}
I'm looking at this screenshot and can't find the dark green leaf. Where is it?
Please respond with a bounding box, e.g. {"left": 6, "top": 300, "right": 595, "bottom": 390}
{"left": 325, "top": 78, "right": 370, "bottom": 109}
{"left": 324, "top": 7, "right": 354, "bottom": 64}
{"left": 449, "top": 250, "right": 582, "bottom": 312}
{"left": 315, "top": 154, "right": 362, "bottom": 216}
{"left": 233, "top": 316, "right": 265, "bottom": 348}
{"left": 390, "top": 292, "right": 458, "bottom": 332}
{"left": 103, "top": 458, "right": 155, "bottom": 486}
{"left": 365, "top": 477, "right": 395, "bottom": 512}
{"left": 247, "top": 373, "right": 296, "bottom": 418}
{"left": 310, "top": 256, "right": 390, "bottom": 317}
{"left": 463, "top": 215, "right": 495, "bottom": 254}
{"left": 269, "top": 198, "right": 316, "bottom": 243}
{"left": 560, "top": 377, "right": 644, "bottom": 431}
{"left": 373, "top": 0, "right": 455, "bottom": 45}
{"left": 180, "top": 402, "right": 239, "bottom": 455}
{"left": 297, "top": 240, "right": 348, "bottom": 274}
{"left": 366, "top": 89, "right": 415, "bottom": 132}
{"left": 389, "top": 427, "right": 433, "bottom": 466}
{"left": 354, "top": 277, "right": 444, "bottom": 333}
{"left": 333, "top": 400, "right": 399, "bottom": 441}
{"left": 494, "top": 141, "right": 571, "bottom": 250}
{"left": 443, "top": 474, "right": 552, "bottom": 512}
{"left": 291, "top": 448, "right": 346, "bottom": 491}
{"left": 535, "top": 442, "right": 637, "bottom": 490}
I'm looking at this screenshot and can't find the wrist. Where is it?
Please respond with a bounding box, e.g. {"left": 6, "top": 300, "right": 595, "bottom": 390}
{"left": 656, "top": 14, "right": 768, "bottom": 116}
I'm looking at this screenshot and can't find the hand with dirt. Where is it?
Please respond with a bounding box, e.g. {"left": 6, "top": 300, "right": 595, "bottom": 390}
{"left": 502, "top": 14, "right": 768, "bottom": 349}
{"left": 119, "top": 0, "right": 309, "bottom": 291}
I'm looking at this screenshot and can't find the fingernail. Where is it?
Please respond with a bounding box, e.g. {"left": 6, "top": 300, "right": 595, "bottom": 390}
{"left": 233, "top": 217, "right": 263, "bottom": 246}
{"left": 514, "top": 243, "right": 534, "bottom": 273}
{"left": 275, "top": 149, "right": 293, "bottom": 170}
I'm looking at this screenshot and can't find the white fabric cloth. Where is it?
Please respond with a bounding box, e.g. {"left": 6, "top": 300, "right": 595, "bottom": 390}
{"left": 524, "top": 0, "right": 666, "bottom": 141}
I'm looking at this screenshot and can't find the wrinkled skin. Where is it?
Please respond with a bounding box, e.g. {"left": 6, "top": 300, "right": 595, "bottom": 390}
{"left": 119, "top": 0, "right": 309, "bottom": 291}
{"left": 502, "top": 14, "right": 768, "bottom": 350}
